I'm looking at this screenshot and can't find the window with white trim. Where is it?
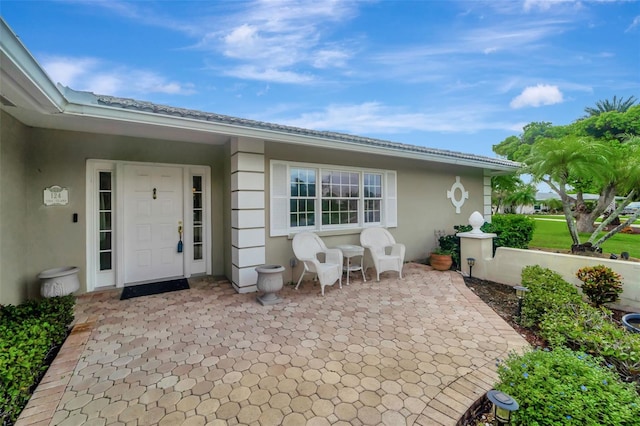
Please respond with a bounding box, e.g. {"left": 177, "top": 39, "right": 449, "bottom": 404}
{"left": 98, "top": 171, "right": 113, "bottom": 271}
{"left": 270, "top": 161, "right": 397, "bottom": 236}
{"left": 192, "top": 175, "right": 204, "bottom": 261}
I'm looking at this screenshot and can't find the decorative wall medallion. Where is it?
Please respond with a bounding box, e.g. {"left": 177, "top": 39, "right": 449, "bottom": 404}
{"left": 44, "top": 185, "right": 69, "bottom": 206}
{"left": 447, "top": 176, "right": 468, "bottom": 214}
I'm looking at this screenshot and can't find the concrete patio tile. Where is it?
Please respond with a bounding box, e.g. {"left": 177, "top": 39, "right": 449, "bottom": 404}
{"left": 17, "top": 263, "right": 529, "bottom": 426}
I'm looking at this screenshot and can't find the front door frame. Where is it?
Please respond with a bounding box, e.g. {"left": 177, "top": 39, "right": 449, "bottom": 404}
{"left": 86, "top": 159, "right": 212, "bottom": 291}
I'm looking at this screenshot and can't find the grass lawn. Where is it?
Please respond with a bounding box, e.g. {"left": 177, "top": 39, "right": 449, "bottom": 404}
{"left": 530, "top": 214, "right": 640, "bottom": 225}
{"left": 530, "top": 219, "right": 640, "bottom": 259}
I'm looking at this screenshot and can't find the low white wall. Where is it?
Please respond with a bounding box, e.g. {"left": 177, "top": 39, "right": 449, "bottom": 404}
{"left": 484, "top": 247, "right": 640, "bottom": 311}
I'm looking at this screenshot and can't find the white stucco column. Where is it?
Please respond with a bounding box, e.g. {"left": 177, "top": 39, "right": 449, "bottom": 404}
{"left": 483, "top": 171, "right": 492, "bottom": 223}
{"left": 231, "top": 137, "right": 266, "bottom": 293}
{"left": 457, "top": 211, "right": 496, "bottom": 279}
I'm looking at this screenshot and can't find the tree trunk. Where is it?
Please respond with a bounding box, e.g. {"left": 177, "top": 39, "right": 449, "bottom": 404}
{"left": 545, "top": 177, "right": 581, "bottom": 245}
{"left": 575, "top": 213, "right": 597, "bottom": 233}
{"left": 574, "top": 185, "right": 617, "bottom": 233}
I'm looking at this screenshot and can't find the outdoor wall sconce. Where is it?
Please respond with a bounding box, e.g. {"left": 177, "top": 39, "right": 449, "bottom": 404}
{"left": 514, "top": 285, "right": 529, "bottom": 322}
{"left": 487, "top": 389, "right": 519, "bottom": 426}
{"left": 466, "top": 257, "right": 475, "bottom": 278}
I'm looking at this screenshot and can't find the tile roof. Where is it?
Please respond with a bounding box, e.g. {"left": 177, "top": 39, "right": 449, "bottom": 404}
{"left": 96, "top": 94, "right": 519, "bottom": 170}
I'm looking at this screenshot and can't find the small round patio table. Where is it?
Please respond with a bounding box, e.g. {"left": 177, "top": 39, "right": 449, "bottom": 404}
{"left": 336, "top": 244, "right": 366, "bottom": 286}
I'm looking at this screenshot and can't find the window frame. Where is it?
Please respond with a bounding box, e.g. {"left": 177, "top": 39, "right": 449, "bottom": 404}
{"left": 270, "top": 160, "right": 397, "bottom": 236}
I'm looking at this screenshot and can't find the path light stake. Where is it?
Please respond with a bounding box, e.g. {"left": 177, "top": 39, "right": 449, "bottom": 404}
{"left": 466, "top": 257, "right": 475, "bottom": 278}
{"left": 514, "top": 286, "right": 529, "bottom": 323}
{"left": 487, "top": 390, "right": 519, "bottom": 426}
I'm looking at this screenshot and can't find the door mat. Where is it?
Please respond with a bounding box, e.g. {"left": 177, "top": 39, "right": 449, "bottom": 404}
{"left": 120, "top": 278, "right": 190, "bottom": 300}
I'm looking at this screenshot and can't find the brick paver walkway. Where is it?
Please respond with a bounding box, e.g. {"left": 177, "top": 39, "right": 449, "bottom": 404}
{"left": 17, "top": 263, "right": 528, "bottom": 426}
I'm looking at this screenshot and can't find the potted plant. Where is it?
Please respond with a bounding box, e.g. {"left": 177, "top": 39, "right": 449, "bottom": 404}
{"left": 430, "top": 248, "right": 454, "bottom": 271}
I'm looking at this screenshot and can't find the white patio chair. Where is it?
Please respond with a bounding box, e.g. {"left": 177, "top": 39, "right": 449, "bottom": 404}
{"left": 360, "top": 227, "right": 405, "bottom": 281}
{"left": 292, "top": 232, "right": 343, "bottom": 296}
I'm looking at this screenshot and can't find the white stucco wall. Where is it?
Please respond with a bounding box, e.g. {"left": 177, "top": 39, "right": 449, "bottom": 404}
{"left": 461, "top": 235, "right": 640, "bottom": 311}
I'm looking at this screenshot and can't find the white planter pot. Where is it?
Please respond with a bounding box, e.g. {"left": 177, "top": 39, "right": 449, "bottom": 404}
{"left": 255, "top": 264, "right": 285, "bottom": 305}
{"left": 39, "top": 266, "right": 80, "bottom": 298}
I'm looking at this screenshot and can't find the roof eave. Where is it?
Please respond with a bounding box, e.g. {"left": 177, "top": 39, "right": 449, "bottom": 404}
{"left": 0, "top": 19, "right": 65, "bottom": 114}
{"left": 63, "top": 101, "right": 519, "bottom": 171}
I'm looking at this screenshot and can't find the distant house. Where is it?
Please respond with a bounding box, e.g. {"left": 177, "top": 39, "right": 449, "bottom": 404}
{"left": 0, "top": 19, "right": 518, "bottom": 305}
{"left": 529, "top": 193, "right": 628, "bottom": 214}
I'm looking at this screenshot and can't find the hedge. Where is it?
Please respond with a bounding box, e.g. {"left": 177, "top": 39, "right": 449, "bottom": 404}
{"left": 0, "top": 295, "right": 75, "bottom": 424}
{"left": 520, "top": 265, "right": 640, "bottom": 388}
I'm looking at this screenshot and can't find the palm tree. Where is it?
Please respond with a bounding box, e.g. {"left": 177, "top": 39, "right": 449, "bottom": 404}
{"left": 525, "top": 136, "right": 615, "bottom": 244}
{"left": 584, "top": 95, "right": 637, "bottom": 117}
{"left": 491, "top": 174, "right": 520, "bottom": 213}
{"left": 505, "top": 182, "right": 537, "bottom": 214}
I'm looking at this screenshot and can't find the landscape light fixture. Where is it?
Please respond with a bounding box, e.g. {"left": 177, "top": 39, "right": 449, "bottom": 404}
{"left": 466, "top": 257, "right": 475, "bottom": 278}
{"left": 487, "top": 389, "right": 519, "bottom": 426}
{"left": 514, "top": 285, "right": 529, "bottom": 322}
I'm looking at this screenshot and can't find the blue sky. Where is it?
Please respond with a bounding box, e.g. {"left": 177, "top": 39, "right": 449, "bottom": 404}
{"left": 2, "top": 0, "right": 639, "bottom": 158}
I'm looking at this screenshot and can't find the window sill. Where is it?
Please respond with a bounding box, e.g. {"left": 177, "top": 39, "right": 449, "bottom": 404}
{"left": 286, "top": 226, "right": 391, "bottom": 240}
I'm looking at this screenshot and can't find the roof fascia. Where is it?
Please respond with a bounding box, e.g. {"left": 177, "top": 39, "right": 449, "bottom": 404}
{"left": 0, "top": 19, "right": 66, "bottom": 113}
{"left": 63, "top": 101, "right": 518, "bottom": 172}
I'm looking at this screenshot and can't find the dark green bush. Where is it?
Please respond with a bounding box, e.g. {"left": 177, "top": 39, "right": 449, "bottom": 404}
{"left": 519, "top": 265, "right": 640, "bottom": 388}
{"left": 0, "top": 295, "right": 75, "bottom": 424}
{"left": 496, "top": 347, "right": 640, "bottom": 425}
{"left": 0, "top": 295, "right": 74, "bottom": 346}
{"left": 486, "top": 214, "right": 536, "bottom": 250}
{"left": 576, "top": 265, "right": 624, "bottom": 307}
{"left": 520, "top": 265, "right": 583, "bottom": 328}
{"left": 437, "top": 214, "right": 535, "bottom": 270}
{"left": 437, "top": 224, "right": 473, "bottom": 268}
{"left": 539, "top": 303, "right": 640, "bottom": 384}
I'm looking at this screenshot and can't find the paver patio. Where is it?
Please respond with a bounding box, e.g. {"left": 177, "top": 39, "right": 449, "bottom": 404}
{"left": 17, "top": 263, "right": 528, "bottom": 426}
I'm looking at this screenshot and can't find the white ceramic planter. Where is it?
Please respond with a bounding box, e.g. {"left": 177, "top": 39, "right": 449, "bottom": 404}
{"left": 255, "top": 264, "right": 285, "bottom": 305}
{"left": 39, "top": 266, "right": 80, "bottom": 298}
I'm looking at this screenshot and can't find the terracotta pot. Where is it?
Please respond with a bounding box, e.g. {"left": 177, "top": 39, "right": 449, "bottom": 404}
{"left": 430, "top": 253, "right": 453, "bottom": 271}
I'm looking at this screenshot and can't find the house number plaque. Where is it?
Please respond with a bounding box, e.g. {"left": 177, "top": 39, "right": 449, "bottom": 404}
{"left": 44, "top": 185, "right": 69, "bottom": 206}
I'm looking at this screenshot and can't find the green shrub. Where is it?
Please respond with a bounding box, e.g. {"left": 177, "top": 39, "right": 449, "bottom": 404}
{"left": 0, "top": 295, "right": 74, "bottom": 346}
{"left": 519, "top": 265, "right": 640, "bottom": 387}
{"left": 520, "top": 265, "right": 583, "bottom": 328}
{"left": 0, "top": 320, "right": 52, "bottom": 425}
{"left": 539, "top": 303, "right": 640, "bottom": 384}
{"left": 437, "top": 224, "right": 473, "bottom": 268}
{"left": 437, "top": 215, "right": 535, "bottom": 269}
{"left": 576, "top": 265, "right": 624, "bottom": 307}
{"left": 486, "top": 214, "right": 536, "bottom": 250}
{"left": 496, "top": 347, "right": 640, "bottom": 425}
{"left": 0, "top": 296, "right": 75, "bottom": 424}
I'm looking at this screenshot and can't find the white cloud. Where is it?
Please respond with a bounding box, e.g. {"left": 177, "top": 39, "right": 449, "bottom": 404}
{"left": 41, "top": 56, "right": 195, "bottom": 96}
{"left": 223, "top": 65, "right": 314, "bottom": 84}
{"left": 523, "top": 0, "right": 576, "bottom": 12}
{"left": 278, "top": 102, "right": 521, "bottom": 134}
{"left": 510, "top": 84, "right": 564, "bottom": 109}
{"left": 196, "top": 0, "right": 357, "bottom": 83}
{"left": 312, "top": 49, "right": 350, "bottom": 69}
{"left": 626, "top": 15, "right": 640, "bottom": 32}
{"left": 257, "top": 84, "right": 270, "bottom": 96}
{"left": 42, "top": 57, "right": 100, "bottom": 87}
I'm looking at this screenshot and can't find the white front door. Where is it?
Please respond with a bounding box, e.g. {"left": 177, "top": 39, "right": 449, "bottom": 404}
{"left": 123, "top": 165, "right": 184, "bottom": 283}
